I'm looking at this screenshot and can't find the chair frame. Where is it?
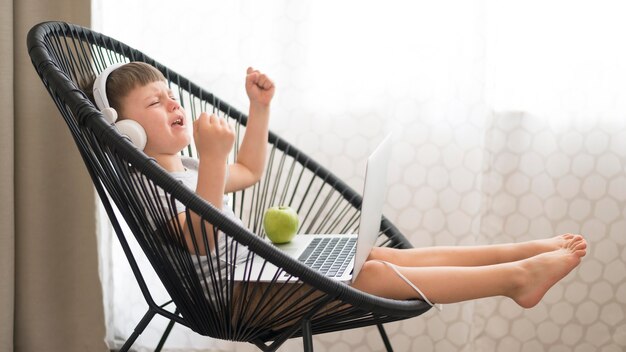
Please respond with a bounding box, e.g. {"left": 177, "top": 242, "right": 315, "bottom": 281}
{"left": 27, "top": 21, "right": 430, "bottom": 352}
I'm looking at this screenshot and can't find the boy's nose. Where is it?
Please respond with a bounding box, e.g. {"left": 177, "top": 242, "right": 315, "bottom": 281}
{"left": 168, "top": 99, "right": 181, "bottom": 111}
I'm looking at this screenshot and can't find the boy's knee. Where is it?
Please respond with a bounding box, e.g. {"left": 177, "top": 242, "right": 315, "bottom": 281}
{"left": 359, "top": 260, "right": 388, "bottom": 278}
{"left": 352, "top": 260, "right": 392, "bottom": 294}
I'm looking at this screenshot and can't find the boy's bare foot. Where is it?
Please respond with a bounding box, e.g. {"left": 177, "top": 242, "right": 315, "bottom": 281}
{"left": 511, "top": 236, "right": 587, "bottom": 308}
{"left": 525, "top": 233, "right": 586, "bottom": 256}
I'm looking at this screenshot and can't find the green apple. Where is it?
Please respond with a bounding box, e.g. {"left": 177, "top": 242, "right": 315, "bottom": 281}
{"left": 263, "top": 206, "right": 299, "bottom": 244}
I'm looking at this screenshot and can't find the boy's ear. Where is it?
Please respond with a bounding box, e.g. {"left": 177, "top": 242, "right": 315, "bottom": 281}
{"left": 101, "top": 107, "right": 147, "bottom": 150}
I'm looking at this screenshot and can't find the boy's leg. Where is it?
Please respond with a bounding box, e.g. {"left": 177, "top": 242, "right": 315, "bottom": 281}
{"left": 369, "top": 234, "right": 584, "bottom": 267}
{"left": 353, "top": 236, "right": 586, "bottom": 308}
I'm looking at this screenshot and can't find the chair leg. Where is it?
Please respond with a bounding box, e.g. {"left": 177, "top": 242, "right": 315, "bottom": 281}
{"left": 377, "top": 324, "right": 393, "bottom": 352}
{"left": 119, "top": 309, "right": 157, "bottom": 352}
{"left": 154, "top": 317, "right": 177, "bottom": 352}
{"left": 301, "top": 318, "right": 314, "bottom": 352}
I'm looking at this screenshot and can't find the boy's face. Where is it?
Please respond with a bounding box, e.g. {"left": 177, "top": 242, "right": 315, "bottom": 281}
{"left": 120, "top": 81, "right": 190, "bottom": 156}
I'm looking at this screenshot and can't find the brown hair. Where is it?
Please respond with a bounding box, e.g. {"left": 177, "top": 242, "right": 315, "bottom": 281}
{"left": 83, "top": 62, "right": 166, "bottom": 113}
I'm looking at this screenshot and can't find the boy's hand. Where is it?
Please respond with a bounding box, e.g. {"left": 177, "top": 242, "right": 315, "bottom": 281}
{"left": 246, "top": 67, "right": 275, "bottom": 107}
{"left": 193, "top": 113, "right": 235, "bottom": 161}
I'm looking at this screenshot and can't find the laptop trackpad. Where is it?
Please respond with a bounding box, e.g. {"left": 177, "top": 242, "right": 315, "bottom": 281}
{"left": 272, "top": 235, "right": 311, "bottom": 257}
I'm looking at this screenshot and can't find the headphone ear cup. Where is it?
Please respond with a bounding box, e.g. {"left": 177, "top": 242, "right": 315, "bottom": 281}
{"left": 101, "top": 107, "right": 118, "bottom": 124}
{"left": 115, "top": 119, "right": 147, "bottom": 151}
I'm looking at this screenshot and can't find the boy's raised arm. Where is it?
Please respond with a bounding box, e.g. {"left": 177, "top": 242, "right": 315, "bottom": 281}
{"left": 225, "top": 67, "right": 275, "bottom": 193}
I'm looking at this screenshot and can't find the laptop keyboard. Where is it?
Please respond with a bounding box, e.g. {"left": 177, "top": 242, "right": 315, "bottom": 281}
{"left": 288, "top": 237, "right": 357, "bottom": 278}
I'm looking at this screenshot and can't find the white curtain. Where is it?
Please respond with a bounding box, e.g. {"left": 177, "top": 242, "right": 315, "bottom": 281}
{"left": 93, "top": 0, "right": 626, "bottom": 351}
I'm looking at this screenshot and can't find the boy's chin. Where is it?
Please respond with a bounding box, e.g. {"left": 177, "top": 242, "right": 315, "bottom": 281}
{"left": 174, "top": 136, "right": 192, "bottom": 150}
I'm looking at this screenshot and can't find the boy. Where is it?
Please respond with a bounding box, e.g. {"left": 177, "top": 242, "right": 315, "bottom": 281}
{"left": 88, "top": 62, "right": 586, "bottom": 309}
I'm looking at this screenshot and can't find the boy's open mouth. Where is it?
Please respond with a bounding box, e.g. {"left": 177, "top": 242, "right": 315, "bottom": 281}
{"left": 172, "top": 117, "right": 183, "bottom": 126}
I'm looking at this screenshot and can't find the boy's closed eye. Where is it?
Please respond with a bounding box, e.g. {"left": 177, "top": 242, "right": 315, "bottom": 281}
{"left": 147, "top": 93, "right": 176, "bottom": 106}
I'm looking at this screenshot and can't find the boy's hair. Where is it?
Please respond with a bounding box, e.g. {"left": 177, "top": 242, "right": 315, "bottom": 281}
{"left": 83, "top": 62, "right": 166, "bottom": 112}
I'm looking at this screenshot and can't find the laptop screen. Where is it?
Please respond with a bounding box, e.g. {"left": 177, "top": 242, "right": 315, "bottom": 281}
{"left": 351, "top": 133, "right": 393, "bottom": 282}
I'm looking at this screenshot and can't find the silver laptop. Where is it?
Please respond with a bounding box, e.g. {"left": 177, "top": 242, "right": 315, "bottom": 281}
{"left": 234, "top": 133, "right": 392, "bottom": 283}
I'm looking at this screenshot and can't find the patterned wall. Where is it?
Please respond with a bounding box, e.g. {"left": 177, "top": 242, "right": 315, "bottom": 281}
{"left": 94, "top": 1, "right": 626, "bottom": 351}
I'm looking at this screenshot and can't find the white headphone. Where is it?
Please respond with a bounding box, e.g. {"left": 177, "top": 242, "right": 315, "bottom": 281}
{"left": 93, "top": 63, "right": 148, "bottom": 150}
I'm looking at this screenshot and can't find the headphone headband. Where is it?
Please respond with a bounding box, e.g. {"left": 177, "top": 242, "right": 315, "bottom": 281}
{"left": 92, "top": 62, "right": 126, "bottom": 111}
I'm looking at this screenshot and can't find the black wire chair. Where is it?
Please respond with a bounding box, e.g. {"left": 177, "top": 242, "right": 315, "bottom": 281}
{"left": 27, "top": 21, "right": 431, "bottom": 352}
